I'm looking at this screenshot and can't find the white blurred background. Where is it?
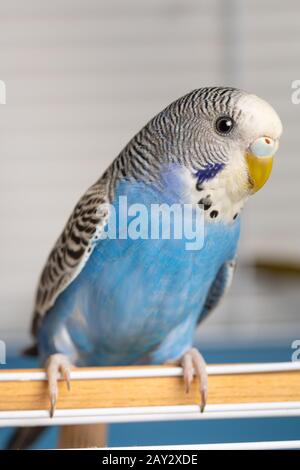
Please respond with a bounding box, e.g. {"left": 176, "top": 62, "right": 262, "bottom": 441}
{"left": 0, "top": 0, "right": 299, "bottom": 351}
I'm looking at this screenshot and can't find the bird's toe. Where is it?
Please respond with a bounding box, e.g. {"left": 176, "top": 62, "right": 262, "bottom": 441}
{"left": 180, "top": 348, "right": 208, "bottom": 412}
{"left": 45, "top": 353, "right": 72, "bottom": 417}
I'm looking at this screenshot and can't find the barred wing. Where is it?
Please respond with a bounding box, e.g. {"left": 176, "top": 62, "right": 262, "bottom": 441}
{"left": 31, "top": 177, "right": 111, "bottom": 335}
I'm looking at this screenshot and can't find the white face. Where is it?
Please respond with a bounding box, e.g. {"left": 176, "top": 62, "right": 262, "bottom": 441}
{"left": 187, "top": 92, "right": 283, "bottom": 224}
{"left": 235, "top": 93, "right": 283, "bottom": 154}
{"left": 209, "top": 93, "right": 283, "bottom": 198}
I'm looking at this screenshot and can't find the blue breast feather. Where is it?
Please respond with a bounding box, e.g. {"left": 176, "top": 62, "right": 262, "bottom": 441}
{"left": 38, "top": 173, "right": 240, "bottom": 366}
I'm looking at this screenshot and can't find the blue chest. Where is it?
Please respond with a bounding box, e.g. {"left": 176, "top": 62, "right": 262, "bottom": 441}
{"left": 63, "top": 179, "right": 239, "bottom": 362}
{"left": 39, "top": 177, "right": 240, "bottom": 366}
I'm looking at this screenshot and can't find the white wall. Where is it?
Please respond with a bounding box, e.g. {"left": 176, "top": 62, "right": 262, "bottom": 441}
{"left": 0, "top": 0, "right": 299, "bottom": 349}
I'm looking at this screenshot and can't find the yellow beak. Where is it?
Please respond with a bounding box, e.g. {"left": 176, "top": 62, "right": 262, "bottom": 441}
{"left": 245, "top": 152, "right": 274, "bottom": 193}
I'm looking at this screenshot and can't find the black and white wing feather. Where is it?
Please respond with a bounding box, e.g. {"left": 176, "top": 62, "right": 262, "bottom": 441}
{"left": 31, "top": 173, "right": 113, "bottom": 335}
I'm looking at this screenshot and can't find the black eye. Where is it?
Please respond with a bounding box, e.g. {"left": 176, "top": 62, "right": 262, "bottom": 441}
{"left": 215, "top": 116, "right": 234, "bottom": 135}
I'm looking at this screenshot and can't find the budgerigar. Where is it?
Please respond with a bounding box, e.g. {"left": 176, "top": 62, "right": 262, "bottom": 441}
{"left": 8, "top": 87, "right": 282, "bottom": 448}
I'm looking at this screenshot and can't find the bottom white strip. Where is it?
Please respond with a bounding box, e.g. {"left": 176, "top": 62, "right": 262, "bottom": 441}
{"left": 109, "top": 440, "right": 300, "bottom": 450}
{"left": 1, "top": 402, "right": 300, "bottom": 427}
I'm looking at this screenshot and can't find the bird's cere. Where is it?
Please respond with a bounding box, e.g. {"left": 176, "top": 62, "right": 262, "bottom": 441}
{"left": 249, "top": 136, "right": 278, "bottom": 158}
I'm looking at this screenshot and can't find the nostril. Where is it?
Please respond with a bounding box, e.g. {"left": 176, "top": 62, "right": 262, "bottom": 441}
{"left": 265, "top": 137, "right": 271, "bottom": 145}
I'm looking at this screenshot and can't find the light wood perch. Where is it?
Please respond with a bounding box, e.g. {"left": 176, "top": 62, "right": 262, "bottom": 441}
{"left": 1, "top": 363, "right": 300, "bottom": 448}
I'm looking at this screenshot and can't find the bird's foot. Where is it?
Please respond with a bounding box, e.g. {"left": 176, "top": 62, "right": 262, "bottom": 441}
{"left": 180, "top": 347, "right": 208, "bottom": 412}
{"left": 45, "top": 353, "right": 72, "bottom": 417}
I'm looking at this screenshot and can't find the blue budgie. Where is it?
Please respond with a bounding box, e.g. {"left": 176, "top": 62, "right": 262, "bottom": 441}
{"left": 8, "top": 87, "right": 282, "bottom": 448}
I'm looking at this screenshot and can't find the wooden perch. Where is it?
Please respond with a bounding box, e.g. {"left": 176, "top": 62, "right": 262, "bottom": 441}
{"left": 0, "top": 362, "right": 300, "bottom": 427}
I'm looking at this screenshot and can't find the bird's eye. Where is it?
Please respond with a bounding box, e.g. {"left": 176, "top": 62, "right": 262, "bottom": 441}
{"left": 215, "top": 116, "right": 234, "bottom": 135}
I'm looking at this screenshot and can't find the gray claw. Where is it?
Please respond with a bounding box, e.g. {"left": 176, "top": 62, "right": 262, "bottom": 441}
{"left": 50, "top": 393, "right": 57, "bottom": 418}
{"left": 200, "top": 389, "right": 207, "bottom": 413}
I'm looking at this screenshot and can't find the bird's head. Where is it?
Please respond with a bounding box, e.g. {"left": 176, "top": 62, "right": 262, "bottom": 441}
{"left": 215, "top": 90, "right": 282, "bottom": 195}
{"left": 166, "top": 87, "right": 282, "bottom": 199}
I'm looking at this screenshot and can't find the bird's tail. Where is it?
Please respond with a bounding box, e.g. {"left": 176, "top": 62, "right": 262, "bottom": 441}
{"left": 6, "top": 426, "right": 46, "bottom": 450}
{"left": 22, "top": 343, "right": 39, "bottom": 357}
